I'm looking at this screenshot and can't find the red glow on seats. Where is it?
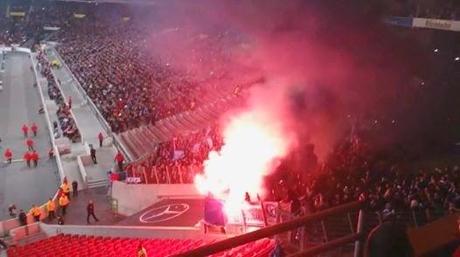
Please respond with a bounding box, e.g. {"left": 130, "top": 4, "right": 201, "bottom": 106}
{"left": 7, "top": 234, "right": 275, "bottom": 257}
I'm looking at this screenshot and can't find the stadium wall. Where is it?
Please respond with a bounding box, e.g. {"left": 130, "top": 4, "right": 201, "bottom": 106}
{"left": 112, "top": 181, "right": 202, "bottom": 216}
{"left": 38, "top": 223, "right": 214, "bottom": 240}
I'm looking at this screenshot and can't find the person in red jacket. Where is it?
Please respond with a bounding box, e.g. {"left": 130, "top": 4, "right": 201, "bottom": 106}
{"left": 4, "top": 148, "right": 12, "bottom": 164}
{"left": 114, "top": 151, "right": 125, "bottom": 171}
{"left": 21, "top": 124, "right": 29, "bottom": 138}
{"left": 30, "top": 123, "right": 38, "bottom": 137}
{"left": 98, "top": 132, "right": 104, "bottom": 148}
{"left": 30, "top": 151, "right": 39, "bottom": 168}
{"left": 23, "top": 151, "right": 32, "bottom": 168}
{"left": 26, "top": 138, "right": 34, "bottom": 151}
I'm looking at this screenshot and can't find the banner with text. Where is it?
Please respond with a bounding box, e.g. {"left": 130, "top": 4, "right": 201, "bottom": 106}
{"left": 412, "top": 18, "right": 460, "bottom": 32}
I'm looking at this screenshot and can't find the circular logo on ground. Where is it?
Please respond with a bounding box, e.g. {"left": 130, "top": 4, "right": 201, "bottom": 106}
{"left": 139, "top": 203, "right": 190, "bottom": 224}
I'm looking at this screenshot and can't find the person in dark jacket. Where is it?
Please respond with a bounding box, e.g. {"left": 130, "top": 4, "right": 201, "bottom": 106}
{"left": 57, "top": 215, "right": 64, "bottom": 225}
{"left": 72, "top": 181, "right": 78, "bottom": 197}
{"left": 90, "top": 144, "right": 97, "bottom": 164}
{"left": 0, "top": 238, "right": 7, "bottom": 250}
{"left": 365, "top": 213, "right": 413, "bottom": 257}
{"left": 86, "top": 200, "right": 99, "bottom": 224}
{"left": 18, "top": 209, "right": 27, "bottom": 226}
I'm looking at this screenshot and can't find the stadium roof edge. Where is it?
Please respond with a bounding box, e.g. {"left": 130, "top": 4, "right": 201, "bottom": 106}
{"left": 53, "top": 0, "right": 156, "bottom": 5}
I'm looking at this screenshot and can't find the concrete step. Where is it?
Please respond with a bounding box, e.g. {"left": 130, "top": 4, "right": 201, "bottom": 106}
{"left": 87, "top": 179, "right": 108, "bottom": 189}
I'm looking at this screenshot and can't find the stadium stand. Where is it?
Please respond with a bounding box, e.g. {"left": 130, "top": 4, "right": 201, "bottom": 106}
{"left": 52, "top": 12, "right": 261, "bottom": 134}
{"left": 7, "top": 234, "right": 275, "bottom": 257}
{"left": 0, "top": 1, "right": 459, "bottom": 256}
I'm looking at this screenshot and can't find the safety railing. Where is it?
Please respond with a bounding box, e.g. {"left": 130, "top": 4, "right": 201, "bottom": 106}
{"left": 42, "top": 47, "right": 84, "bottom": 144}
{"left": 172, "top": 201, "right": 365, "bottom": 257}
{"left": 47, "top": 46, "right": 133, "bottom": 162}
{"left": 29, "top": 51, "right": 66, "bottom": 183}
{"left": 48, "top": 47, "right": 112, "bottom": 136}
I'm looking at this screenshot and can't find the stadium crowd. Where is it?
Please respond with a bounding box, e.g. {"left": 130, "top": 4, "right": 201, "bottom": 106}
{"left": 125, "top": 125, "right": 223, "bottom": 184}
{"left": 53, "top": 14, "right": 254, "bottom": 133}
{"left": 125, "top": 119, "right": 460, "bottom": 226}
{"left": 0, "top": 0, "right": 458, "bottom": 229}
{"left": 271, "top": 138, "right": 460, "bottom": 227}
{"left": 37, "top": 49, "right": 81, "bottom": 142}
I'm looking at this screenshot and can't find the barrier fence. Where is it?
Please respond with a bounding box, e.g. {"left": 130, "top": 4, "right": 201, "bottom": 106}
{"left": 45, "top": 47, "right": 134, "bottom": 162}
{"left": 30, "top": 51, "right": 66, "bottom": 183}
{"left": 172, "top": 201, "right": 365, "bottom": 257}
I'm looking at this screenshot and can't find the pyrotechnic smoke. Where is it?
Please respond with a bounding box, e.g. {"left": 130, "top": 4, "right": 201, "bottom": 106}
{"left": 142, "top": 0, "right": 426, "bottom": 211}
{"left": 195, "top": 82, "right": 296, "bottom": 214}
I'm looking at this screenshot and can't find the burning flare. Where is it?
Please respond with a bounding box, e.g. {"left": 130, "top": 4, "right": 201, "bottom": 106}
{"left": 195, "top": 109, "right": 291, "bottom": 217}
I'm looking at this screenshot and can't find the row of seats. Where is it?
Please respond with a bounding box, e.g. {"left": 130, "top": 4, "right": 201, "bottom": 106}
{"left": 119, "top": 94, "right": 241, "bottom": 160}
{"left": 7, "top": 234, "right": 275, "bottom": 257}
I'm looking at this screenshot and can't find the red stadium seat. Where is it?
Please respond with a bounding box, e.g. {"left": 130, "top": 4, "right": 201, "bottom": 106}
{"left": 11, "top": 234, "right": 274, "bottom": 257}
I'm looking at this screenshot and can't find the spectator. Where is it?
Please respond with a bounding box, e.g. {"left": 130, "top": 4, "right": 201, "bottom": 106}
{"left": 8, "top": 204, "right": 17, "bottom": 217}
{"left": 18, "top": 209, "right": 27, "bottom": 226}
{"left": 365, "top": 212, "right": 413, "bottom": 257}
{"left": 90, "top": 144, "right": 97, "bottom": 164}
{"left": 0, "top": 238, "right": 7, "bottom": 250}
{"left": 98, "top": 132, "right": 104, "bottom": 148}
{"left": 57, "top": 215, "right": 64, "bottom": 225}
{"left": 72, "top": 180, "right": 78, "bottom": 197}
{"left": 48, "top": 148, "right": 54, "bottom": 159}
{"left": 114, "top": 151, "right": 124, "bottom": 171}
{"left": 86, "top": 200, "right": 99, "bottom": 224}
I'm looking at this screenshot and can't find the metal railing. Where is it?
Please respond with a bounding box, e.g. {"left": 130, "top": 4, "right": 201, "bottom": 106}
{"left": 172, "top": 201, "right": 364, "bottom": 257}
{"left": 48, "top": 47, "right": 113, "bottom": 137}
{"left": 29, "top": 51, "right": 66, "bottom": 183}
{"left": 46, "top": 46, "right": 137, "bottom": 162}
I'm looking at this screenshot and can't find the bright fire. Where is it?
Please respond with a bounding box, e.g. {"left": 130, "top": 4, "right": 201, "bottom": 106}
{"left": 195, "top": 110, "right": 291, "bottom": 217}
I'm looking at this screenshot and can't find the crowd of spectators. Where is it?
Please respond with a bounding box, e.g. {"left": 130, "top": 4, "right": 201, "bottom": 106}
{"left": 0, "top": 16, "right": 29, "bottom": 46}
{"left": 1, "top": 0, "right": 458, "bottom": 227}
{"left": 272, "top": 137, "right": 460, "bottom": 227}
{"left": 390, "top": 0, "right": 460, "bottom": 20}
{"left": 125, "top": 125, "right": 223, "bottom": 184}
{"left": 53, "top": 14, "right": 257, "bottom": 133}
{"left": 37, "top": 50, "right": 81, "bottom": 142}
{"left": 126, "top": 121, "right": 460, "bottom": 226}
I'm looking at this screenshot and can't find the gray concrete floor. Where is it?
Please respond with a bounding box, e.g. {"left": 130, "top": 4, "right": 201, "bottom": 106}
{"left": 0, "top": 53, "right": 60, "bottom": 219}
{"left": 45, "top": 187, "right": 125, "bottom": 226}
{"left": 45, "top": 49, "right": 117, "bottom": 184}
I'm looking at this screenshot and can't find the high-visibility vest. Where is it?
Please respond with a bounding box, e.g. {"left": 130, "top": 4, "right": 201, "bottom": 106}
{"left": 59, "top": 196, "right": 69, "bottom": 207}
{"left": 30, "top": 207, "right": 40, "bottom": 217}
{"left": 61, "top": 183, "right": 70, "bottom": 193}
{"left": 47, "top": 200, "right": 56, "bottom": 211}
{"left": 137, "top": 248, "right": 147, "bottom": 257}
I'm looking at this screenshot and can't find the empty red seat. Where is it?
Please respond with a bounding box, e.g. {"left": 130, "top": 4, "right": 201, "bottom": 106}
{"left": 13, "top": 234, "right": 274, "bottom": 257}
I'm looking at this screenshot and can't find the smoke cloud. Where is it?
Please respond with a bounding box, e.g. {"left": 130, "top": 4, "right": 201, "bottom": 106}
{"left": 139, "top": 0, "right": 425, "bottom": 161}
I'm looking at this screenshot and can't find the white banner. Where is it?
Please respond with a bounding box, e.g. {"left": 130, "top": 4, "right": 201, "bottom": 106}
{"left": 412, "top": 18, "right": 460, "bottom": 31}
{"left": 43, "top": 26, "right": 60, "bottom": 31}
